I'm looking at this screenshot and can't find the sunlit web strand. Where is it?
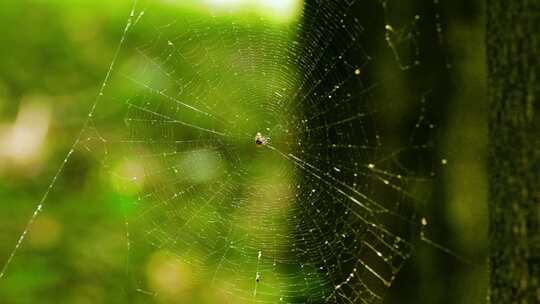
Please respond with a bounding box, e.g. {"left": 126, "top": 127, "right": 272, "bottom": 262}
{"left": 0, "top": 0, "right": 143, "bottom": 279}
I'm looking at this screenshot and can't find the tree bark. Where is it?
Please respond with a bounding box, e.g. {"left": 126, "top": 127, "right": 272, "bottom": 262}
{"left": 487, "top": 0, "right": 540, "bottom": 303}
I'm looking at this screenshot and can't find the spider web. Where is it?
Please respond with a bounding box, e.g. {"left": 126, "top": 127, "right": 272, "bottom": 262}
{"left": 2, "top": 0, "right": 446, "bottom": 303}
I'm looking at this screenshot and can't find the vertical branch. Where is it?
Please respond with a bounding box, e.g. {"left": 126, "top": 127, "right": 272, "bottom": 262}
{"left": 487, "top": 0, "right": 540, "bottom": 302}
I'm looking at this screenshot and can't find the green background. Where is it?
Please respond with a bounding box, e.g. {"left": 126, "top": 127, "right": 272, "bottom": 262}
{"left": 0, "top": 0, "right": 486, "bottom": 303}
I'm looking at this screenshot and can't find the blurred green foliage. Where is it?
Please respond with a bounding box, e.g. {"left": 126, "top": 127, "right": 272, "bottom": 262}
{"left": 0, "top": 0, "right": 487, "bottom": 303}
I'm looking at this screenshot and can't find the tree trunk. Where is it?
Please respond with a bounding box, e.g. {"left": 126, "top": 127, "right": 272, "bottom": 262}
{"left": 487, "top": 0, "right": 540, "bottom": 303}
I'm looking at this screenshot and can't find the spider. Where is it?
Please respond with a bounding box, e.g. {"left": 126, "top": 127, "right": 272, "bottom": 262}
{"left": 255, "top": 132, "right": 268, "bottom": 147}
